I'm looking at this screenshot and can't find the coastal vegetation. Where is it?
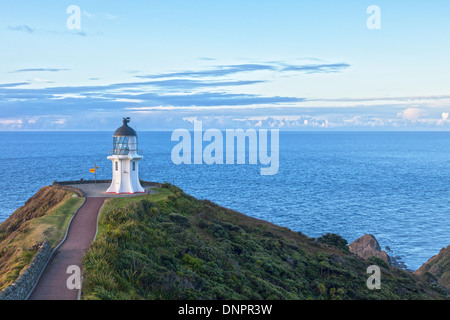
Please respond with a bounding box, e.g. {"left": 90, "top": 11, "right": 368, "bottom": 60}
{"left": 0, "top": 184, "right": 447, "bottom": 299}
{"left": 0, "top": 186, "right": 83, "bottom": 290}
{"left": 82, "top": 183, "right": 447, "bottom": 300}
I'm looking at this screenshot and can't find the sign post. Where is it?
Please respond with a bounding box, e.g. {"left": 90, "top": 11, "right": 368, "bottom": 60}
{"left": 90, "top": 164, "right": 99, "bottom": 184}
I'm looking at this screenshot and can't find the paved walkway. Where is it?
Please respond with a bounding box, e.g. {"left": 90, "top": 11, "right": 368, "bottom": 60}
{"left": 28, "top": 197, "right": 106, "bottom": 300}
{"left": 28, "top": 182, "right": 157, "bottom": 300}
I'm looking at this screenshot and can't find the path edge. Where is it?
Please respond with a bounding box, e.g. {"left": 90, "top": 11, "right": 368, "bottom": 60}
{"left": 78, "top": 198, "right": 106, "bottom": 300}
{"left": 26, "top": 196, "right": 87, "bottom": 300}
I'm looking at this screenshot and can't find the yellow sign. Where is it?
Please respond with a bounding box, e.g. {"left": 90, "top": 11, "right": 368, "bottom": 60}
{"left": 89, "top": 168, "right": 96, "bottom": 173}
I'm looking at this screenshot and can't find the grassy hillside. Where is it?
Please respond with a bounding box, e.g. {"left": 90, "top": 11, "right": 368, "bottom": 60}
{"left": 0, "top": 186, "right": 84, "bottom": 290}
{"left": 82, "top": 183, "right": 447, "bottom": 300}
{"left": 415, "top": 246, "right": 450, "bottom": 291}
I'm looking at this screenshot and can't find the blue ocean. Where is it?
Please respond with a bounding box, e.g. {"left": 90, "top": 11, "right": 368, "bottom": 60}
{"left": 0, "top": 131, "right": 449, "bottom": 270}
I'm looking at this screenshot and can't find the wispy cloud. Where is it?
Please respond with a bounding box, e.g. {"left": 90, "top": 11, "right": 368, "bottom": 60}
{"left": 7, "top": 25, "right": 35, "bottom": 33}
{"left": 0, "top": 77, "right": 265, "bottom": 96}
{"left": 120, "top": 91, "right": 304, "bottom": 107}
{"left": 0, "top": 74, "right": 303, "bottom": 117}
{"left": 69, "top": 30, "right": 88, "bottom": 37}
{"left": 281, "top": 62, "right": 350, "bottom": 73}
{"left": 83, "top": 10, "right": 95, "bottom": 19}
{"left": 0, "top": 82, "right": 29, "bottom": 88}
{"left": 136, "top": 61, "right": 350, "bottom": 80}
{"left": 101, "top": 13, "right": 118, "bottom": 21}
{"left": 138, "top": 79, "right": 265, "bottom": 89}
{"left": 12, "top": 68, "right": 70, "bottom": 73}
{"left": 313, "top": 94, "right": 450, "bottom": 103}
{"left": 82, "top": 10, "right": 119, "bottom": 21}
{"left": 136, "top": 64, "right": 277, "bottom": 79}
{"left": 7, "top": 25, "right": 97, "bottom": 37}
{"left": 32, "top": 78, "right": 55, "bottom": 84}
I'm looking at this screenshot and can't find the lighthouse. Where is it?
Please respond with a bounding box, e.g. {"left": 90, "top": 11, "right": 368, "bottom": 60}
{"left": 106, "top": 117, "right": 145, "bottom": 194}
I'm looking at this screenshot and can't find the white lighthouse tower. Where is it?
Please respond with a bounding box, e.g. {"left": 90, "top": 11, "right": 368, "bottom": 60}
{"left": 106, "top": 117, "right": 145, "bottom": 194}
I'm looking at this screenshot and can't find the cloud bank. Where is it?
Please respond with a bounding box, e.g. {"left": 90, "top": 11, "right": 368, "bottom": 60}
{"left": 0, "top": 60, "right": 449, "bottom": 131}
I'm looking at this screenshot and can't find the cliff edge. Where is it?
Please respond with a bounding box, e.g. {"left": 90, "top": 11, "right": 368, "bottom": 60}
{"left": 415, "top": 245, "right": 450, "bottom": 292}
{"left": 0, "top": 186, "right": 83, "bottom": 291}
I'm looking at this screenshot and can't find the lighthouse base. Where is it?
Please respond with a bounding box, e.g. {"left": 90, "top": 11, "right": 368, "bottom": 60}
{"left": 106, "top": 179, "right": 145, "bottom": 195}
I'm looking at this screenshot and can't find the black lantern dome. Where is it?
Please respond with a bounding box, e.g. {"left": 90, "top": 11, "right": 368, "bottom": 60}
{"left": 114, "top": 117, "right": 137, "bottom": 137}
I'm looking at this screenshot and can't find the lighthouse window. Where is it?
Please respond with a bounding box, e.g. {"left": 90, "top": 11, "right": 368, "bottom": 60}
{"left": 132, "top": 161, "right": 136, "bottom": 171}
{"left": 115, "top": 162, "right": 118, "bottom": 171}
{"left": 113, "top": 136, "right": 130, "bottom": 155}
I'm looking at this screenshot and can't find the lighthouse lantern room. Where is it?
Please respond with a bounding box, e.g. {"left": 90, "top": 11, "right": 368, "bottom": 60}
{"left": 106, "top": 117, "right": 145, "bottom": 194}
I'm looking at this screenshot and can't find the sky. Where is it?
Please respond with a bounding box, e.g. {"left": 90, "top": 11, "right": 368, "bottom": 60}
{"left": 1, "top": 0, "right": 450, "bottom": 131}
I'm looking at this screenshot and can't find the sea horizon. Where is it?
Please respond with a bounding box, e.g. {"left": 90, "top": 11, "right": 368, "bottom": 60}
{"left": 1, "top": 129, "right": 450, "bottom": 132}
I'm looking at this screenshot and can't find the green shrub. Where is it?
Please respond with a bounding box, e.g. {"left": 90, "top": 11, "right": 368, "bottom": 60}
{"left": 317, "top": 233, "right": 350, "bottom": 252}
{"left": 367, "top": 256, "right": 390, "bottom": 269}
